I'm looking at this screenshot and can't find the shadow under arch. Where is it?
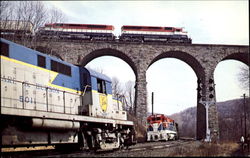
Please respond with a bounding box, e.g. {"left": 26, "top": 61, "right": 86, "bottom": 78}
{"left": 221, "top": 52, "right": 249, "bottom": 66}
{"left": 148, "top": 51, "right": 205, "bottom": 79}
{"left": 80, "top": 48, "right": 137, "bottom": 78}
{"left": 212, "top": 52, "right": 249, "bottom": 78}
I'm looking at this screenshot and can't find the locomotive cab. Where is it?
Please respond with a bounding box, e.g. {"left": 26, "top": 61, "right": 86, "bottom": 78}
{"left": 79, "top": 68, "right": 127, "bottom": 120}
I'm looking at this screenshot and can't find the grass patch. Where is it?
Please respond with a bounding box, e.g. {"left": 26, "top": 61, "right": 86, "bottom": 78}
{"left": 168, "top": 141, "right": 240, "bottom": 157}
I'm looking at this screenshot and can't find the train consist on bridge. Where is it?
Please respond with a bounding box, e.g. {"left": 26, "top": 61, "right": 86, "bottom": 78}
{"left": 147, "top": 114, "right": 179, "bottom": 141}
{"left": 0, "top": 20, "right": 192, "bottom": 44}
{"left": 0, "top": 38, "right": 136, "bottom": 150}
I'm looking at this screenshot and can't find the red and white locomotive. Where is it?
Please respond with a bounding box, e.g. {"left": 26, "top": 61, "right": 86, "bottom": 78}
{"left": 147, "top": 114, "right": 178, "bottom": 141}
{"left": 37, "top": 23, "right": 115, "bottom": 41}
{"left": 119, "top": 25, "right": 192, "bottom": 43}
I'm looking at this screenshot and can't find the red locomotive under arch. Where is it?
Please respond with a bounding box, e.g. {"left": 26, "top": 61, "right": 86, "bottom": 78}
{"left": 147, "top": 114, "right": 179, "bottom": 141}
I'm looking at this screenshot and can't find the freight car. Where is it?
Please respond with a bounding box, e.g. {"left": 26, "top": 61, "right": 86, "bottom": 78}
{"left": 37, "top": 23, "right": 115, "bottom": 41}
{"left": 119, "top": 25, "right": 192, "bottom": 43}
{"left": 147, "top": 114, "right": 178, "bottom": 141}
{"left": 0, "top": 38, "right": 136, "bottom": 150}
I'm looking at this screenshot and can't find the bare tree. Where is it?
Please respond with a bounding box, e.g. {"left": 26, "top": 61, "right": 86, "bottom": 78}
{"left": 112, "top": 77, "right": 124, "bottom": 97}
{"left": 0, "top": 1, "right": 15, "bottom": 35}
{"left": 16, "top": 1, "right": 67, "bottom": 32}
{"left": 124, "top": 81, "right": 135, "bottom": 113}
{"left": 111, "top": 78, "right": 136, "bottom": 113}
{"left": 31, "top": 1, "right": 48, "bottom": 32}
{"left": 0, "top": 1, "right": 13, "bottom": 21}
{"left": 0, "top": 1, "right": 47, "bottom": 44}
{"left": 0, "top": 1, "right": 67, "bottom": 45}
{"left": 48, "top": 6, "right": 67, "bottom": 23}
{"left": 238, "top": 65, "right": 249, "bottom": 91}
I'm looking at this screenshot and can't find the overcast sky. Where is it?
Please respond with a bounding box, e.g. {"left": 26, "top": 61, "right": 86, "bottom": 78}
{"left": 45, "top": 1, "right": 249, "bottom": 115}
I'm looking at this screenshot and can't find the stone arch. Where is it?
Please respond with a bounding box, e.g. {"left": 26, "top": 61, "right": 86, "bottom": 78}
{"left": 80, "top": 48, "right": 137, "bottom": 78}
{"left": 221, "top": 52, "right": 249, "bottom": 66}
{"left": 211, "top": 51, "right": 249, "bottom": 142}
{"left": 148, "top": 51, "right": 205, "bottom": 79}
{"left": 212, "top": 52, "right": 249, "bottom": 78}
{"left": 148, "top": 50, "right": 207, "bottom": 140}
{"left": 212, "top": 52, "right": 249, "bottom": 100}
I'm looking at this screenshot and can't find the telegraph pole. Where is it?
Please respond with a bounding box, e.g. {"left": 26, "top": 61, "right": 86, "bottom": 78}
{"left": 242, "top": 93, "right": 247, "bottom": 138}
{"left": 152, "top": 92, "right": 154, "bottom": 115}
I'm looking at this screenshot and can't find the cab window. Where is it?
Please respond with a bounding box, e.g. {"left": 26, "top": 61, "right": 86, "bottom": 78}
{"left": 0, "top": 41, "right": 9, "bottom": 57}
{"left": 37, "top": 55, "right": 46, "bottom": 68}
{"left": 97, "top": 78, "right": 106, "bottom": 94}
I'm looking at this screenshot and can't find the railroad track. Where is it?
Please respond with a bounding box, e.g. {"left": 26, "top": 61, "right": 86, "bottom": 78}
{"left": 127, "top": 138, "right": 194, "bottom": 152}
{"left": 1, "top": 138, "right": 195, "bottom": 157}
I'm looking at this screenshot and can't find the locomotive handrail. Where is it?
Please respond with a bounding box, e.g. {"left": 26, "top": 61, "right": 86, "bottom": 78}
{"left": 1, "top": 76, "right": 86, "bottom": 114}
{"left": 1, "top": 77, "right": 85, "bottom": 96}
{"left": 22, "top": 82, "right": 25, "bottom": 109}
{"left": 46, "top": 87, "right": 49, "bottom": 111}
{"left": 82, "top": 85, "right": 91, "bottom": 96}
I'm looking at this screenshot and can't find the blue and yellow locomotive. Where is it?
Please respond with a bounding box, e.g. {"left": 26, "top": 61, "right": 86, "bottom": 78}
{"left": 0, "top": 38, "right": 136, "bottom": 150}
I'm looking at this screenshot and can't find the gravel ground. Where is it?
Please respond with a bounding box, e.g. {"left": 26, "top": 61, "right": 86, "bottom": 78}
{"left": 38, "top": 140, "right": 202, "bottom": 157}
{"left": 3, "top": 140, "right": 245, "bottom": 157}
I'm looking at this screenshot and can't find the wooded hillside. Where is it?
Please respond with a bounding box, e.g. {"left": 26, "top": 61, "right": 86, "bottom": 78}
{"left": 170, "top": 98, "right": 250, "bottom": 141}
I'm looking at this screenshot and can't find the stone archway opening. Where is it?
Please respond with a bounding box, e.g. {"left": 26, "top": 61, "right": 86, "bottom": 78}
{"left": 85, "top": 56, "right": 136, "bottom": 89}
{"left": 214, "top": 59, "right": 249, "bottom": 142}
{"left": 214, "top": 60, "right": 249, "bottom": 101}
{"left": 214, "top": 52, "right": 249, "bottom": 104}
{"left": 148, "top": 51, "right": 206, "bottom": 139}
{"left": 80, "top": 48, "right": 137, "bottom": 115}
{"left": 147, "top": 58, "right": 197, "bottom": 114}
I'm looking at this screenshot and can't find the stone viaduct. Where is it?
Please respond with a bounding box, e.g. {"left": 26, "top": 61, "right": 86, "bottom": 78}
{"left": 18, "top": 39, "right": 250, "bottom": 141}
